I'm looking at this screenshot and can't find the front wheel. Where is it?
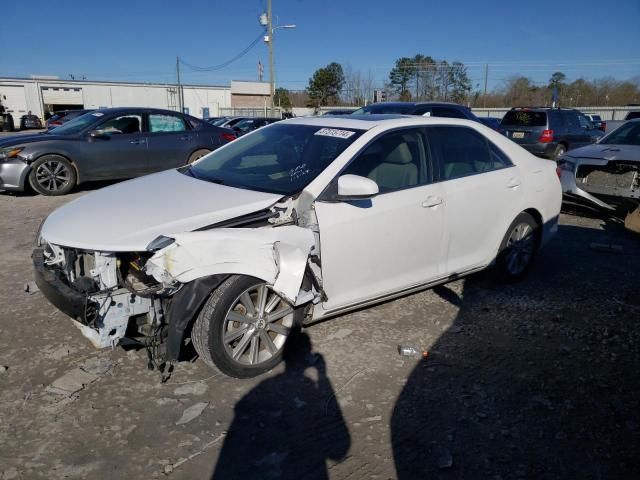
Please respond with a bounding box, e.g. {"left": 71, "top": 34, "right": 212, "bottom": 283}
{"left": 495, "top": 212, "right": 539, "bottom": 281}
{"left": 192, "top": 275, "right": 302, "bottom": 378}
{"left": 28, "top": 155, "right": 77, "bottom": 196}
{"left": 553, "top": 144, "right": 566, "bottom": 160}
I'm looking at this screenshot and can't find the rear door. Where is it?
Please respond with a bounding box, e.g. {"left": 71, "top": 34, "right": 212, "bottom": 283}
{"left": 146, "top": 112, "right": 195, "bottom": 170}
{"left": 79, "top": 112, "right": 149, "bottom": 179}
{"left": 427, "top": 125, "right": 519, "bottom": 273}
{"left": 564, "top": 110, "right": 589, "bottom": 149}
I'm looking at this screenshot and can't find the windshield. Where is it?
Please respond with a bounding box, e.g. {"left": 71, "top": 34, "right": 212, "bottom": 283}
{"left": 49, "top": 112, "right": 102, "bottom": 135}
{"left": 352, "top": 104, "right": 414, "bottom": 115}
{"left": 188, "top": 123, "right": 365, "bottom": 195}
{"left": 501, "top": 111, "right": 547, "bottom": 127}
{"left": 600, "top": 121, "right": 640, "bottom": 146}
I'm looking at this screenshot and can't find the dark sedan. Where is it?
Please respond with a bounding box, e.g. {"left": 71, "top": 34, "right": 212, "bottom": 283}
{"left": 19, "top": 114, "right": 43, "bottom": 130}
{"left": 0, "top": 107, "right": 236, "bottom": 196}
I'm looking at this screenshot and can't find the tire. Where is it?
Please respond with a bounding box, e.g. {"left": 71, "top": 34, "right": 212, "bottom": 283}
{"left": 553, "top": 144, "right": 566, "bottom": 161}
{"left": 28, "top": 155, "right": 77, "bottom": 196}
{"left": 187, "top": 149, "right": 211, "bottom": 164}
{"left": 495, "top": 212, "right": 539, "bottom": 282}
{"left": 192, "top": 275, "right": 303, "bottom": 378}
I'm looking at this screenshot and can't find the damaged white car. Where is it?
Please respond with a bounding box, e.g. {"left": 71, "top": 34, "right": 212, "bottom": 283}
{"left": 34, "top": 115, "right": 561, "bottom": 378}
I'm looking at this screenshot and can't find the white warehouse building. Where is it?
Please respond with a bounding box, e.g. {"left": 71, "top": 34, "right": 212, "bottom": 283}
{"left": 0, "top": 77, "right": 272, "bottom": 122}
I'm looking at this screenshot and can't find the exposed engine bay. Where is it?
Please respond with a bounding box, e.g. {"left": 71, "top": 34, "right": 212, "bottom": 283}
{"left": 576, "top": 161, "right": 640, "bottom": 200}
{"left": 33, "top": 197, "right": 323, "bottom": 378}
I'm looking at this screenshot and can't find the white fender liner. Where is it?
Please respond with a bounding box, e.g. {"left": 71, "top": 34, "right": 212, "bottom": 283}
{"left": 145, "top": 226, "right": 316, "bottom": 304}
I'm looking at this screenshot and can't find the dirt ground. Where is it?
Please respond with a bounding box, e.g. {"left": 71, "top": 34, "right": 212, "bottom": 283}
{"left": 0, "top": 185, "right": 638, "bottom": 480}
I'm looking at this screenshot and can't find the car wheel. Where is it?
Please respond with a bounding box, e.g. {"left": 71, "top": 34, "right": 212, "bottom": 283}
{"left": 187, "top": 149, "right": 211, "bottom": 164}
{"left": 553, "top": 144, "right": 566, "bottom": 160}
{"left": 192, "top": 275, "right": 302, "bottom": 378}
{"left": 28, "top": 155, "right": 77, "bottom": 196}
{"left": 495, "top": 212, "right": 539, "bottom": 282}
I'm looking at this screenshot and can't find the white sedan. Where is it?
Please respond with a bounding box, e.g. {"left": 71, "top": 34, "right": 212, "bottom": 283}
{"left": 34, "top": 115, "right": 561, "bottom": 378}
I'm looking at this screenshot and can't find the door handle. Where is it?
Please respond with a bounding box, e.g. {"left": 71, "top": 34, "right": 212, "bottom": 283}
{"left": 129, "top": 139, "right": 146, "bottom": 145}
{"left": 179, "top": 135, "right": 192, "bottom": 141}
{"left": 506, "top": 178, "right": 521, "bottom": 189}
{"left": 422, "top": 196, "right": 443, "bottom": 208}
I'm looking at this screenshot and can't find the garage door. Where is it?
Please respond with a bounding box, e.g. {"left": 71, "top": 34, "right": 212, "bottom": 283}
{"left": 0, "top": 85, "right": 28, "bottom": 119}
{"left": 42, "top": 86, "right": 83, "bottom": 105}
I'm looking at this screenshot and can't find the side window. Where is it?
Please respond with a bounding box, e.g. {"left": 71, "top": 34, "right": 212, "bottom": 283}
{"left": 97, "top": 115, "right": 142, "bottom": 135}
{"left": 149, "top": 114, "right": 187, "bottom": 133}
{"left": 432, "top": 106, "right": 468, "bottom": 119}
{"left": 564, "top": 111, "right": 580, "bottom": 130}
{"left": 342, "top": 128, "right": 428, "bottom": 193}
{"left": 428, "top": 126, "right": 503, "bottom": 181}
{"left": 577, "top": 114, "right": 592, "bottom": 130}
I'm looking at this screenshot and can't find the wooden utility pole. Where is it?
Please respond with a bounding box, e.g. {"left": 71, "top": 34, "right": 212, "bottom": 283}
{"left": 176, "top": 56, "right": 183, "bottom": 113}
{"left": 483, "top": 63, "right": 488, "bottom": 108}
{"left": 268, "top": 0, "right": 274, "bottom": 111}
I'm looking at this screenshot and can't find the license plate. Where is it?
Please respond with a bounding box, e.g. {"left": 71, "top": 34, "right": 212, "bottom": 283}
{"left": 512, "top": 131, "right": 525, "bottom": 139}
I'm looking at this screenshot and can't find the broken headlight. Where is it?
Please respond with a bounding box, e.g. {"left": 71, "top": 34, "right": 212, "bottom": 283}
{"left": 146, "top": 235, "right": 175, "bottom": 252}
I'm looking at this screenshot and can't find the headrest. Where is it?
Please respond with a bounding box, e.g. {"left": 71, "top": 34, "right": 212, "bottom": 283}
{"left": 384, "top": 142, "right": 412, "bottom": 164}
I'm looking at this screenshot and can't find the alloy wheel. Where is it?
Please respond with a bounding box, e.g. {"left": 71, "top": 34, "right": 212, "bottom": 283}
{"left": 505, "top": 222, "right": 536, "bottom": 276}
{"left": 35, "top": 160, "right": 71, "bottom": 192}
{"left": 222, "top": 284, "right": 294, "bottom": 366}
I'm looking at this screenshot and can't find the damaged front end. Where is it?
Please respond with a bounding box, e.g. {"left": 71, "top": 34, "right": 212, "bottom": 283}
{"left": 560, "top": 157, "right": 640, "bottom": 210}
{"left": 33, "top": 198, "right": 322, "bottom": 374}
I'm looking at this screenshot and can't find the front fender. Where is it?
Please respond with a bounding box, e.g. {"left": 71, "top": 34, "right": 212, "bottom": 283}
{"left": 146, "top": 226, "right": 316, "bottom": 305}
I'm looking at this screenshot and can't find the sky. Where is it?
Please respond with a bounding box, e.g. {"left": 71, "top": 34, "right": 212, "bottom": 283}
{"left": 4, "top": 0, "right": 640, "bottom": 92}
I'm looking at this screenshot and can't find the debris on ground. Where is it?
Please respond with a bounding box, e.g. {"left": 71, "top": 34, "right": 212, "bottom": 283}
{"left": 46, "top": 368, "right": 99, "bottom": 397}
{"left": 624, "top": 206, "right": 640, "bottom": 234}
{"left": 173, "top": 382, "right": 208, "bottom": 396}
{"left": 0, "top": 365, "right": 8, "bottom": 374}
{"left": 176, "top": 402, "right": 209, "bottom": 425}
{"left": 398, "top": 345, "right": 429, "bottom": 359}
{"left": 23, "top": 281, "right": 39, "bottom": 294}
{"left": 79, "top": 357, "right": 114, "bottom": 376}
{"left": 589, "top": 242, "right": 623, "bottom": 253}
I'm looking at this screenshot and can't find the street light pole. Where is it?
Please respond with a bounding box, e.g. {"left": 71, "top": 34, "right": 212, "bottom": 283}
{"left": 267, "top": 0, "right": 274, "bottom": 110}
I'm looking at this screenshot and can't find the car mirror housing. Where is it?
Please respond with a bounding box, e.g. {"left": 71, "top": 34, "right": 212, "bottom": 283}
{"left": 336, "top": 174, "right": 379, "bottom": 200}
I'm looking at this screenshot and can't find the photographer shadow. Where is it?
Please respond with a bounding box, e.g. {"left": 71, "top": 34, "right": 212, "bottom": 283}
{"left": 211, "top": 331, "right": 350, "bottom": 480}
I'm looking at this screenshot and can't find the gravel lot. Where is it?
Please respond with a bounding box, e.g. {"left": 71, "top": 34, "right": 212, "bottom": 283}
{"left": 0, "top": 185, "right": 638, "bottom": 479}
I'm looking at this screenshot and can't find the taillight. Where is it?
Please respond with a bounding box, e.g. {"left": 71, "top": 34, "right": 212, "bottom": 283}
{"left": 221, "top": 132, "right": 236, "bottom": 142}
{"left": 539, "top": 129, "right": 554, "bottom": 143}
{"left": 556, "top": 166, "right": 562, "bottom": 179}
{"left": 600, "top": 122, "right": 606, "bottom": 132}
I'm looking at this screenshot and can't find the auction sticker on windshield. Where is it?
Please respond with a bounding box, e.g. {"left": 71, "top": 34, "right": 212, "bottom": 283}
{"left": 314, "top": 128, "right": 356, "bottom": 139}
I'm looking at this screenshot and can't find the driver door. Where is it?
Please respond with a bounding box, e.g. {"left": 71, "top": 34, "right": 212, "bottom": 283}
{"left": 314, "top": 128, "right": 447, "bottom": 312}
{"left": 80, "top": 113, "right": 149, "bottom": 179}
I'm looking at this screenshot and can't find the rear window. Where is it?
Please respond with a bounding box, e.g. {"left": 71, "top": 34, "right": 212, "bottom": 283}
{"left": 626, "top": 111, "right": 640, "bottom": 120}
{"left": 501, "top": 111, "right": 547, "bottom": 127}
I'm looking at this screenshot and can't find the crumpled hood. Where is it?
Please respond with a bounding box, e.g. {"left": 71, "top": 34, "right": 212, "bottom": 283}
{"left": 0, "top": 133, "right": 67, "bottom": 147}
{"left": 40, "top": 169, "right": 283, "bottom": 251}
{"left": 568, "top": 144, "right": 640, "bottom": 163}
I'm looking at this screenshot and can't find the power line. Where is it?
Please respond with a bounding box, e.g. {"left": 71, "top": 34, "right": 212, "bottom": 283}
{"left": 180, "top": 31, "right": 265, "bottom": 72}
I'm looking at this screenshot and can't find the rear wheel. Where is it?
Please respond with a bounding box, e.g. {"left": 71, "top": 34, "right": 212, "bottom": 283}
{"left": 187, "top": 149, "right": 211, "bottom": 164}
{"left": 28, "top": 155, "right": 77, "bottom": 196}
{"left": 553, "top": 144, "right": 566, "bottom": 160}
{"left": 495, "top": 212, "right": 539, "bottom": 281}
{"left": 192, "top": 275, "right": 302, "bottom": 378}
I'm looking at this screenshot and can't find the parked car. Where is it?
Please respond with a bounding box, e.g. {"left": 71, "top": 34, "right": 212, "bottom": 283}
{"left": 231, "top": 117, "right": 280, "bottom": 136}
{"left": 352, "top": 101, "right": 481, "bottom": 122}
{"left": 499, "top": 107, "right": 604, "bottom": 160}
{"left": 46, "top": 109, "right": 93, "bottom": 130}
{"left": 208, "top": 116, "right": 247, "bottom": 129}
{"left": 33, "top": 115, "right": 561, "bottom": 378}
{"left": 558, "top": 119, "right": 640, "bottom": 211}
{"left": 478, "top": 117, "right": 502, "bottom": 130}
{"left": 625, "top": 111, "right": 640, "bottom": 121}
{"left": 19, "top": 114, "right": 43, "bottom": 130}
{"left": 0, "top": 107, "right": 236, "bottom": 196}
{"left": 584, "top": 113, "right": 606, "bottom": 132}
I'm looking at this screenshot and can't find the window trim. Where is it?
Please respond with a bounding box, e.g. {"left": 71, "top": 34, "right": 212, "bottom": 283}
{"left": 94, "top": 113, "right": 144, "bottom": 136}
{"left": 318, "top": 126, "right": 435, "bottom": 201}
{"left": 426, "top": 125, "right": 514, "bottom": 184}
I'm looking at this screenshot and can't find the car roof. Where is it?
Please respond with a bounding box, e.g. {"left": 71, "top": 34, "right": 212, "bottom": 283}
{"left": 91, "top": 107, "right": 185, "bottom": 115}
{"left": 413, "top": 101, "right": 469, "bottom": 107}
{"left": 281, "top": 114, "right": 482, "bottom": 131}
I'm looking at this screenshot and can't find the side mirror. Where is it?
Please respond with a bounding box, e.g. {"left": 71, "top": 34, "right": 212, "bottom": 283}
{"left": 337, "top": 174, "right": 379, "bottom": 200}
{"left": 89, "top": 129, "right": 109, "bottom": 139}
